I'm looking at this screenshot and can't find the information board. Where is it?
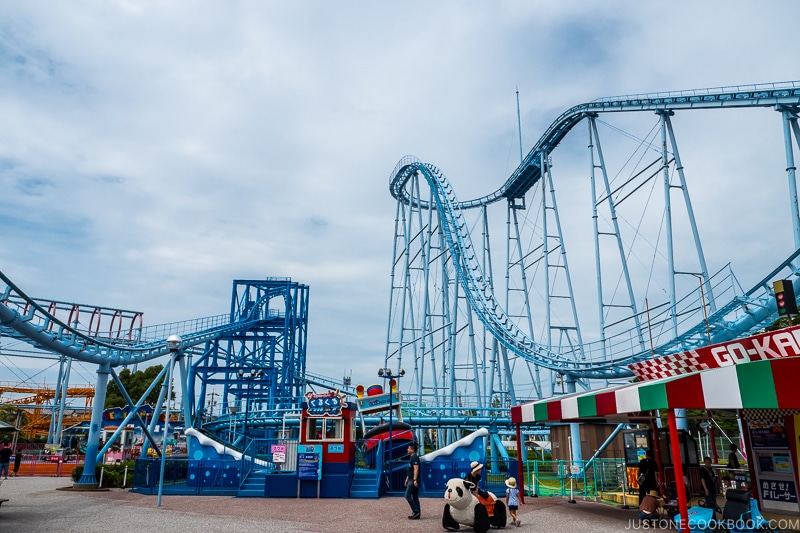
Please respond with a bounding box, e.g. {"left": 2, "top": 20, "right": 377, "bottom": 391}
{"left": 749, "top": 419, "right": 789, "bottom": 449}
{"left": 356, "top": 391, "right": 402, "bottom": 414}
{"left": 761, "top": 479, "right": 798, "bottom": 504}
{"left": 297, "top": 444, "right": 322, "bottom": 480}
{"left": 271, "top": 444, "right": 287, "bottom": 464}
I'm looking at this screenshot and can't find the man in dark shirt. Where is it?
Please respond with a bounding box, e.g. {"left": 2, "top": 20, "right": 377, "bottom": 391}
{"left": 404, "top": 442, "right": 421, "bottom": 519}
{"left": 726, "top": 443, "right": 740, "bottom": 488}
{"left": 699, "top": 456, "right": 718, "bottom": 510}
{"left": 637, "top": 449, "right": 658, "bottom": 505}
{"left": 12, "top": 448, "right": 22, "bottom": 477}
{"left": 0, "top": 443, "right": 12, "bottom": 479}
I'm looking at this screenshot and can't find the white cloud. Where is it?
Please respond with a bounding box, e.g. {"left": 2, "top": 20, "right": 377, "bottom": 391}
{"left": 0, "top": 0, "right": 798, "bottom": 395}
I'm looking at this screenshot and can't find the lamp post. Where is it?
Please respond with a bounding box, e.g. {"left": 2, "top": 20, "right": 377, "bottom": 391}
{"left": 237, "top": 368, "right": 264, "bottom": 454}
{"left": 204, "top": 390, "right": 218, "bottom": 428}
{"left": 378, "top": 367, "right": 405, "bottom": 461}
{"left": 158, "top": 334, "right": 181, "bottom": 507}
{"left": 228, "top": 404, "right": 239, "bottom": 442}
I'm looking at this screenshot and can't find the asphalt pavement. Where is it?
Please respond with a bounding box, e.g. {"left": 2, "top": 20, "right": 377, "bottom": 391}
{"left": 2, "top": 476, "right": 796, "bottom": 532}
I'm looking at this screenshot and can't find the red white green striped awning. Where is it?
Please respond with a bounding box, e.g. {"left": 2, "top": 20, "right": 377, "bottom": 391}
{"left": 510, "top": 356, "right": 800, "bottom": 424}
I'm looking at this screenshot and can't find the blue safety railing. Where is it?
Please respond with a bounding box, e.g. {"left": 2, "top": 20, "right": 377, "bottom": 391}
{"left": 131, "top": 437, "right": 300, "bottom": 496}
{"left": 132, "top": 458, "right": 240, "bottom": 495}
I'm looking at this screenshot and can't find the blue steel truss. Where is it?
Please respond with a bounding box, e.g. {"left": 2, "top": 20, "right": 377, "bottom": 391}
{"left": 0, "top": 272, "right": 309, "bottom": 485}
{"left": 386, "top": 80, "right": 800, "bottom": 416}
{"left": 189, "top": 278, "right": 309, "bottom": 444}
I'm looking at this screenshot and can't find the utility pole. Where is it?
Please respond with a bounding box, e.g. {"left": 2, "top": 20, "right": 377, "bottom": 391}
{"left": 206, "top": 391, "right": 219, "bottom": 424}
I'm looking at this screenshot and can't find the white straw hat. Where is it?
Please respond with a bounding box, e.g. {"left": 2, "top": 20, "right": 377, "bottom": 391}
{"left": 505, "top": 477, "right": 517, "bottom": 488}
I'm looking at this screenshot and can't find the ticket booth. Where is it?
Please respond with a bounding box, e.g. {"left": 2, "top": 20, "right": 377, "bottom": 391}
{"left": 297, "top": 390, "right": 357, "bottom": 498}
{"left": 623, "top": 427, "right": 699, "bottom": 468}
{"left": 623, "top": 426, "right": 700, "bottom": 493}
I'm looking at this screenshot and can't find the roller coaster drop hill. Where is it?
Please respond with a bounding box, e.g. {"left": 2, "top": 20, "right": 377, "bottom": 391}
{"left": 1, "top": 81, "right": 800, "bottom": 487}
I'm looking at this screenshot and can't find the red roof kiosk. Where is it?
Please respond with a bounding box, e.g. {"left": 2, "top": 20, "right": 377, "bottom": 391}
{"left": 512, "top": 324, "right": 800, "bottom": 527}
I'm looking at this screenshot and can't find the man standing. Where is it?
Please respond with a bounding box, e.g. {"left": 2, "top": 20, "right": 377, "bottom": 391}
{"left": 726, "top": 443, "right": 740, "bottom": 488}
{"left": 699, "top": 456, "right": 718, "bottom": 511}
{"left": 404, "top": 442, "right": 421, "bottom": 520}
{"left": 637, "top": 449, "right": 658, "bottom": 505}
{"left": 12, "top": 448, "right": 23, "bottom": 477}
{"left": 0, "top": 443, "right": 12, "bottom": 480}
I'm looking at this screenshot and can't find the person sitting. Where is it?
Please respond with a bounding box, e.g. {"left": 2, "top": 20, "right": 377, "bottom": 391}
{"left": 637, "top": 449, "right": 658, "bottom": 505}
{"left": 465, "top": 461, "right": 489, "bottom": 499}
{"left": 638, "top": 489, "right": 662, "bottom": 523}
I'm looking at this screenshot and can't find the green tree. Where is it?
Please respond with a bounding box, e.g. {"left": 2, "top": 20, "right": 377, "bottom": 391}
{"left": 685, "top": 409, "right": 739, "bottom": 435}
{"left": 104, "top": 365, "right": 166, "bottom": 408}
{"left": 762, "top": 314, "right": 800, "bottom": 332}
{"left": 0, "top": 406, "right": 27, "bottom": 427}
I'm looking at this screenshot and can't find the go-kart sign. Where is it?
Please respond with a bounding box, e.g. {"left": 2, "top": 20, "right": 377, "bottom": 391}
{"left": 305, "top": 390, "right": 346, "bottom": 417}
{"left": 297, "top": 444, "right": 322, "bottom": 480}
{"left": 629, "top": 323, "right": 800, "bottom": 381}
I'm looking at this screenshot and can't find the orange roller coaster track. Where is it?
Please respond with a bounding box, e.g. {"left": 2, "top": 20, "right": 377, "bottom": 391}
{"left": 0, "top": 381, "right": 95, "bottom": 438}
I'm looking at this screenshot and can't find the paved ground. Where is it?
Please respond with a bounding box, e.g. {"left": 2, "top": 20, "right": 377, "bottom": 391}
{"left": 1, "top": 477, "right": 799, "bottom": 532}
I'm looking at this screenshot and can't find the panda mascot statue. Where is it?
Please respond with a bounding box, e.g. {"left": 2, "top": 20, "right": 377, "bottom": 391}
{"left": 442, "top": 478, "right": 507, "bottom": 532}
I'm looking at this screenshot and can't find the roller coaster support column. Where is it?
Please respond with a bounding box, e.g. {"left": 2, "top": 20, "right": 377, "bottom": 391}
{"left": 47, "top": 355, "right": 67, "bottom": 445}
{"left": 142, "top": 362, "right": 172, "bottom": 458}
{"left": 779, "top": 106, "right": 800, "bottom": 249}
{"left": 659, "top": 111, "right": 679, "bottom": 338}
{"left": 75, "top": 361, "right": 111, "bottom": 488}
{"left": 177, "top": 355, "right": 194, "bottom": 450}
{"left": 565, "top": 375, "right": 582, "bottom": 464}
{"left": 157, "top": 335, "right": 182, "bottom": 507}
{"left": 657, "top": 111, "right": 689, "bottom": 433}
{"left": 54, "top": 356, "right": 73, "bottom": 447}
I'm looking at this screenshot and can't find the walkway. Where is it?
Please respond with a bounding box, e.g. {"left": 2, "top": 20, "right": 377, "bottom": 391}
{"left": 1, "top": 477, "right": 799, "bottom": 532}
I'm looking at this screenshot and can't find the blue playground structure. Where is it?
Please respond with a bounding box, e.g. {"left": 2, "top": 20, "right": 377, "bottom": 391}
{"left": 2, "top": 80, "right": 800, "bottom": 495}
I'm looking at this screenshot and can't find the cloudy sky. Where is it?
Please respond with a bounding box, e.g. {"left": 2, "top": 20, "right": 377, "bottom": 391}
{"left": 1, "top": 1, "right": 798, "bottom": 394}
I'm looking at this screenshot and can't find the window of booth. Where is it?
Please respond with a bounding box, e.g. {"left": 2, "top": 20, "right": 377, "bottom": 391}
{"left": 307, "top": 417, "right": 343, "bottom": 442}
{"left": 325, "top": 419, "right": 339, "bottom": 440}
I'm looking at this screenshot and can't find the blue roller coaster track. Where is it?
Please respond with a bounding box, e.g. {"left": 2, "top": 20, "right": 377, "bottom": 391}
{"left": 2, "top": 80, "right": 800, "bottom": 480}
{"left": 390, "top": 157, "right": 800, "bottom": 378}
{"left": 385, "top": 80, "right": 800, "bottom": 410}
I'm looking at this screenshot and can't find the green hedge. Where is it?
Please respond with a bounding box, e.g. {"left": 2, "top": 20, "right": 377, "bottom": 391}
{"left": 71, "top": 460, "right": 136, "bottom": 488}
